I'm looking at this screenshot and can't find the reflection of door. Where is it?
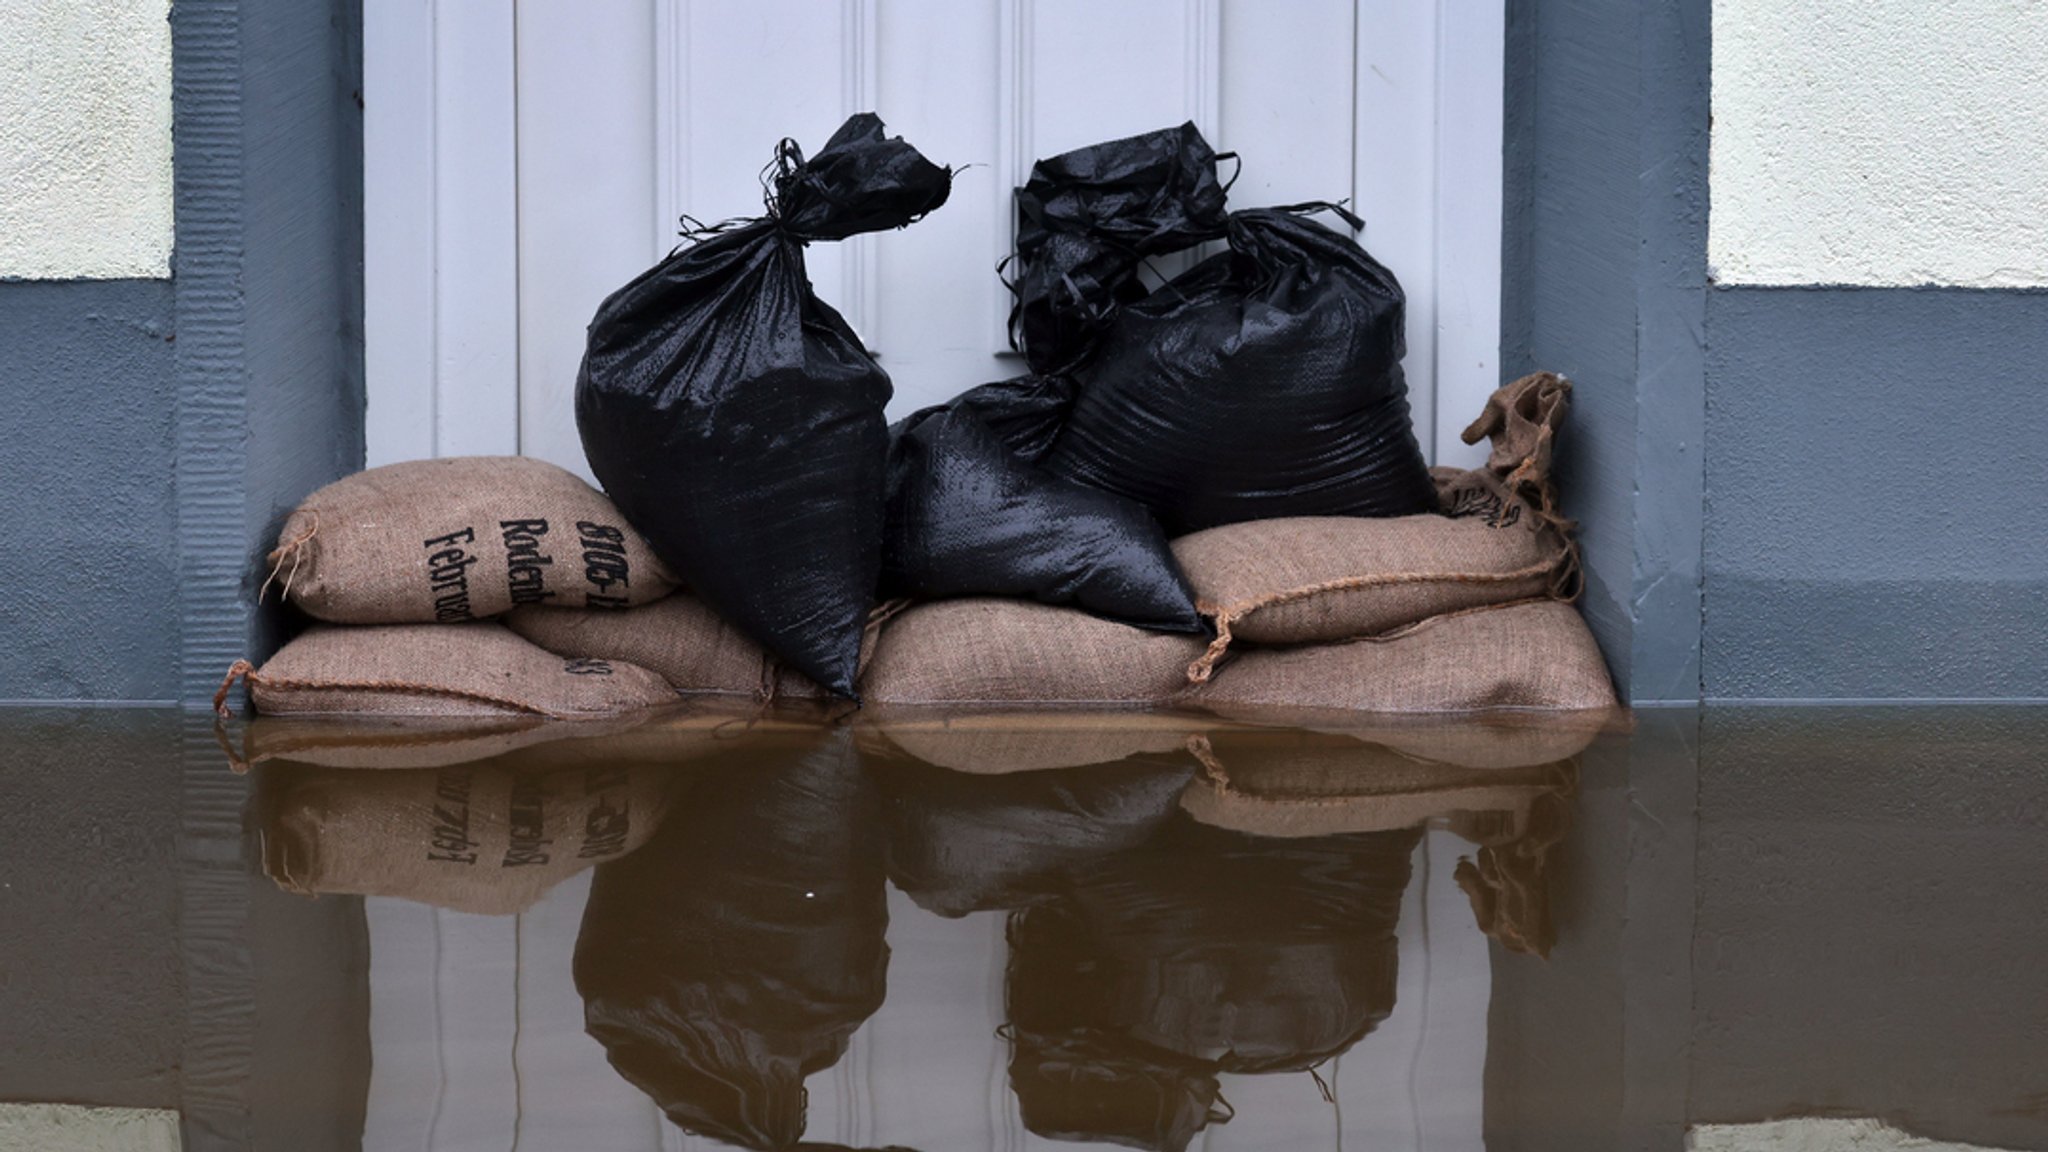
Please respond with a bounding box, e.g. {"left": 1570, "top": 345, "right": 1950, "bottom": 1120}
{"left": 365, "top": 0, "right": 1504, "bottom": 480}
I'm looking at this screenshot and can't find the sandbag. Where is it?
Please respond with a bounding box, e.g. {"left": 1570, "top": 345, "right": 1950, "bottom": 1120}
{"left": 933, "top": 372, "right": 1077, "bottom": 462}
{"left": 1192, "top": 601, "right": 1619, "bottom": 715}
{"left": 1009, "top": 123, "right": 1232, "bottom": 375}
{"left": 881, "top": 401, "right": 1201, "bottom": 631}
{"left": 576, "top": 113, "right": 951, "bottom": 699}
{"left": 1173, "top": 371, "right": 1581, "bottom": 681}
{"left": 868, "top": 752, "right": 1195, "bottom": 917}
{"left": 216, "top": 623, "right": 677, "bottom": 720}
{"left": 266, "top": 456, "right": 679, "bottom": 624}
{"left": 575, "top": 732, "right": 888, "bottom": 1148}
{"left": 506, "top": 597, "right": 880, "bottom": 701}
{"left": 861, "top": 599, "right": 1208, "bottom": 707}
{"left": 1037, "top": 203, "right": 1437, "bottom": 533}
{"left": 252, "top": 758, "right": 675, "bottom": 915}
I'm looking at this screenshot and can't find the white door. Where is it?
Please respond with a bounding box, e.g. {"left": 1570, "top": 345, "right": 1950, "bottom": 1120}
{"left": 364, "top": 0, "right": 1505, "bottom": 480}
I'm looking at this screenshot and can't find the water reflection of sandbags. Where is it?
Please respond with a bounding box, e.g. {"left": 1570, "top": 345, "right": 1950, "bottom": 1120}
{"left": 1006, "top": 819, "right": 1419, "bottom": 1151}
{"left": 1178, "top": 728, "right": 1579, "bottom": 839}
{"left": 860, "top": 708, "right": 1211, "bottom": 774}
{"left": 251, "top": 758, "right": 677, "bottom": 915}
{"left": 869, "top": 750, "right": 1196, "bottom": 917}
{"left": 1176, "top": 727, "right": 1578, "bottom": 957}
{"left": 575, "top": 730, "right": 890, "bottom": 1150}
{"left": 1449, "top": 782, "right": 1575, "bottom": 958}
{"left": 224, "top": 704, "right": 771, "bottom": 773}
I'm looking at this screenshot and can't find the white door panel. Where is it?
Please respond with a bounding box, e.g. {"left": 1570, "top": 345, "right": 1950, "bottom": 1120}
{"left": 366, "top": 0, "right": 1503, "bottom": 476}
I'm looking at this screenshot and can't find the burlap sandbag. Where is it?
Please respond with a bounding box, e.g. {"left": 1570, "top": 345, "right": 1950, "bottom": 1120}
{"left": 861, "top": 599, "right": 1209, "bottom": 707}
{"left": 1177, "top": 728, "right": 1578, "bottom": 840}
{"left": 1192, "top": 600, "right": 1618, "bottom": 714}
{"left": 216, "top": 623, "right": 678, "bottom": 719}
{"left": 254, "top": 758, "right": 676, "bottom": 915}
{"left": 506, "top": 596, "right": 887, "bottom": 702}
{"left": 267, "top": 456, "right": 680, "bottom": 624}
{"left": 1176, "top": 372, "right": 1581, "bottom": 683}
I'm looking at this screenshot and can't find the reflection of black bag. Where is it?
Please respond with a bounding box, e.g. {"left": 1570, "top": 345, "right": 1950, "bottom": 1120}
{"left": 574, "top": 732, "right": 889, "bottom": 1149}
{"left": 869, "top": 753, "right": 1195, "bottom": 917}
{"left": 577, "top": 114, "right": 951, "bottom": 698}
{"left": 1009, "top": 123, "right": 1232, "bottom": 375}
{"left": 881, "top": 400, "right": 1202, "bottom": 631}
{"left": 1055, "top": 819, "right": 1418, "bottom": 1073}
{"left": 1002, "top": 818, "right": 1420, "bottom": 1152}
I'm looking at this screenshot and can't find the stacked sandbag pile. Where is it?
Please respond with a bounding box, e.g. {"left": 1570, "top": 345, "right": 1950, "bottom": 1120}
{"left": 230, "top": 118, "right": 1617, "bottom": 722}
{"left": 222, "top": 456, "right": 687, "bottom": 721}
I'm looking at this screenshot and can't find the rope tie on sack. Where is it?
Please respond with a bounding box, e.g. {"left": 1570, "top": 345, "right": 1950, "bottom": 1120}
{"left": 259, "top": 509, "right": 320, "bottom": 604}
{"left": 1184, "top": 561, "right": 1566, "bottom": 686}
{"left": 213, "top": 659, "right": 561, "bottom": 721}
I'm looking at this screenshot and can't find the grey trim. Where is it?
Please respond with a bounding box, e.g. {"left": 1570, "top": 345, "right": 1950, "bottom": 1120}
{"left": 171, "top": 0, "right": 251, "bottom": 711}
{"left": 171, "top": 0, "right": 365, "bottom": 711}
{"left": 1501, "top": 0, "right": 1710, "bottom": 706}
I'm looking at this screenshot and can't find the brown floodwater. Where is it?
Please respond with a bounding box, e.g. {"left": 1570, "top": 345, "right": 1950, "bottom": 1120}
{"left": 2, "top": 703, "right": 2045, "bottom": 1152}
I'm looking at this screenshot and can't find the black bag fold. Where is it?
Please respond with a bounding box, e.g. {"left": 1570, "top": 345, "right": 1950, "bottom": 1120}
{"left": 882, "top": 395, "right": 1203, "bottom": 632}
{"left": 576, "top": 113, "right": 951, "bottom": 699}
{"left": 1009, "top": 123, "right": 1232, "bottom": 375}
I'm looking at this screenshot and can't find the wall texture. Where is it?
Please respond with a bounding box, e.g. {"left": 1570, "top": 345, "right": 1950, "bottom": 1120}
{"left": 1711, "top": 0, "right": 2048, "bottom": 288}
{"left": 0, "top": 281, "right": 180, "bottom": 703}
{"left": 0, "top": 0, "right": 173, "bottom": 279}
{"left": 1503, "top": 0, "right": 1709, "bottom": 705}
{"left": 1702, "top": 289, "right": 2048, "bottom": 700}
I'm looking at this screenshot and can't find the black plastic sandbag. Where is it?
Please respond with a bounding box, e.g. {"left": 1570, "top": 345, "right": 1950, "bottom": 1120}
{"left": 1010, "top": 123, "right": 1232, "bottom": 375}
{"left": 576, "top": 114, "right": 952, "bottom": 698}
{"left": 1039, "top": 205, "right": 1439, "bottom": 534}
{"left": 574, "top": 732, "right": 890, "bottom": 1149}
{"left": 881, "top": 397, "right": 1202, "bottom": 631}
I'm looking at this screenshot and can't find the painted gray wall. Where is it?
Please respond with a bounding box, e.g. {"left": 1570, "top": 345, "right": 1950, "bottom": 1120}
{"left": 0, "top": 281, "right": 180, "bottom": 703}
{"left": 1502, "top": 0, "right": 1710, "bottom": 706}
{"left": 1702, "top": 289, "right": 2048, "bottom": 701}
{"left": 172, "top": 0, "right": 364, "bottom": 710}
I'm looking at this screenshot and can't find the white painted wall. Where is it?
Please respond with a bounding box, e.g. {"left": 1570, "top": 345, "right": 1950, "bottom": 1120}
{"left": 1710, "top": 0, "right": 2048, "bottom": 287}
{"left": 0, "top": 0, "right": 173, "bottom": 280}
{"left": 364, "top": 0, "right": 1505, "bottom": 476}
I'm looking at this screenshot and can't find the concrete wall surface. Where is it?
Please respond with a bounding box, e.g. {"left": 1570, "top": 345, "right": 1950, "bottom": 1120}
{"left": 0, "top": 0, "right": 173, "bottom": 280}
